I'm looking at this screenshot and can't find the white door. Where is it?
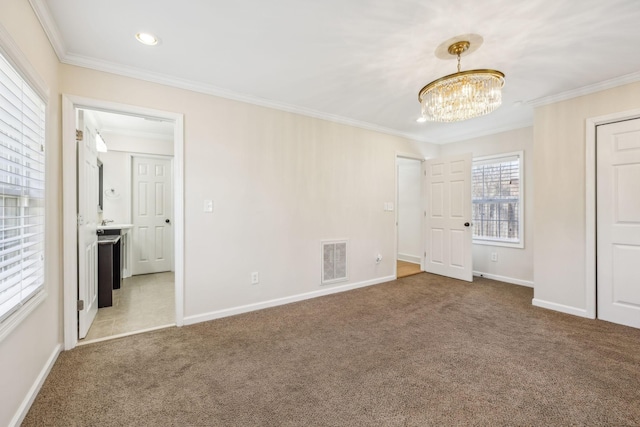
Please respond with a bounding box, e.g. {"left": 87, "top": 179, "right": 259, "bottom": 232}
{"left": 77, "top": 111, "right": 99, "bottom": 338}
{"left": 597, "top": 119, "right": 640, "bottom": 328}
{"left": 132, "top": 156, "right": 173, "bottom": 275}
{"left": 424, "top": 154, "right": 473, "bottom": 282}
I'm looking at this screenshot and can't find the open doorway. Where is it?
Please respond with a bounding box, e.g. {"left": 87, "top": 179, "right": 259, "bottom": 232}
{"left": 396, "top": 156, "right": 424, "bottom": 278}
{"left": 79, "top": 109, "right": 176, "bottom": 341}
{"left": 62, "top": 95, "right": 184, "bottom": 350}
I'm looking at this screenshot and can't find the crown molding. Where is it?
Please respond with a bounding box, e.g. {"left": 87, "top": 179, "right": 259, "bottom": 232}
{"left": 526, "top": 71, "right": 640, "bottom": 108}
{"left": 62, "top": 52, "right": 430, "bottom": 143}
{"left": 28, "top": 0, "right": 67, "bottom": 61}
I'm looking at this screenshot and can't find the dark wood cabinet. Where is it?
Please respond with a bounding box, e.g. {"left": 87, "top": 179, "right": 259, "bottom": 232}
{"left": 97, "top": 234, "right": 121, "bottom": 308}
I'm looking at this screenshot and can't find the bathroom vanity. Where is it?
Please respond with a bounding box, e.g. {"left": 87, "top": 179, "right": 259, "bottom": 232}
{"left": 96, "top": 224, "right": 133, "bottom": 308}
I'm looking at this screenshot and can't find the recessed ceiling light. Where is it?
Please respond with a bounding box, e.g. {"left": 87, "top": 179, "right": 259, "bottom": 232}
{"left": 416, "top": 116, "right": 427, "bottom": 123}
{"left": 136, "top": 32, "right": 158, "bottom": 46}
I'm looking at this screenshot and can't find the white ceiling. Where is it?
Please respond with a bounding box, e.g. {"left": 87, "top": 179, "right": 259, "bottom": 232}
{"left": 31, "top": 0, "right": 640, "bottom": 143}
{"left": 83, "top": 109, "right": 174, "bottom": 141}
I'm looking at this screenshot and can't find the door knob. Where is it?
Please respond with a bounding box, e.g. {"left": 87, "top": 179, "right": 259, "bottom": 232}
{"left": 464, "top": 222, "right": 470, "bottom": 227}
{"left": 165, "top": 219, "right": 171, "bottom": 224}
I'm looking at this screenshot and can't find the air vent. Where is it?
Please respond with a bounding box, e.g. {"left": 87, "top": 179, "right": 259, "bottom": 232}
{"left": 322, "top": 240, "right": 348, "bottom": 285}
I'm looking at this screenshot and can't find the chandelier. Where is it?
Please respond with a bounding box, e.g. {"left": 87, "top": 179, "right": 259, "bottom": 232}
{"left": 418, "top": 40, "right": 505, "bottom": 123}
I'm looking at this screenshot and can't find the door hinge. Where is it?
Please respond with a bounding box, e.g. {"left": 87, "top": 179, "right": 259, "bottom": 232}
{"left": 76, "top": 129, "right": 83, "bottom": 141}
{"left": 77, "top": 300, "right": 84, "bottom": 311}
{"left": 77, "top": 214, "right": 84, "bottom": 226}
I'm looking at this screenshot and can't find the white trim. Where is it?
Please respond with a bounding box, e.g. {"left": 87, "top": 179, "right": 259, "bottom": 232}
{"left": 528, "top": 71, "right": 640, "bottom": 108}
{"left": 184, "top": 275, "right": 395, "bottom": 326}
{"left": 397, "top": 253, "right": 421, "bottom": 264}
{"left": 27, "top": 0, "right": 67, "bottom": 61}
{"left": 584, "top": 108, "right": 640, "bottom": 321}
{"left": 0, "top": 20, "right": 50, "bottom": 101}
{"left": 62, "top": 95, "right": 185, "bottom": 349}
{"left": 532, "top": 298, "right": 589, "bottom": 318}
{"left": 8, "top": 343, "right": 61, "bottom": 427}
{"left": 78, "top": 323, "right": 175, "bottom": 346}
{"left": 473, "top": 271, "right": 533, "bottom": 288}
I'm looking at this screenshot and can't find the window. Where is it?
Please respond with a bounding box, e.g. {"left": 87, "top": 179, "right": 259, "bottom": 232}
{"left": 472, "top": 152, "right": 523, "bottom": 247}
{"left": 0, "top": 51, "right": 46, "bottom": 325}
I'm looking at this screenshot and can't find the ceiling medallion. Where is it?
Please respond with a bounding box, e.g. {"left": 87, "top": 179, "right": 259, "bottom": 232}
{"left": 418, "top": 38, "right": 505, "bottom": 123}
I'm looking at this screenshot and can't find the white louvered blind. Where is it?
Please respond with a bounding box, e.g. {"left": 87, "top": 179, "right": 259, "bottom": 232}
{"left": 0, "top": 52, "right": 46, "bottom": 323}
{"left": 472, "top": 154, "right": 521, "bottom": 243}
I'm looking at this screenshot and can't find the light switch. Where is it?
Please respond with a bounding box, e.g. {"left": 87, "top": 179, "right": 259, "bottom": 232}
{"left": 204, "top": 199, "right": 213, "bottom": 213}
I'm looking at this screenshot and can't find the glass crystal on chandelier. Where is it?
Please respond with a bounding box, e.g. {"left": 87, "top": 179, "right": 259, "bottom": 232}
{"left": 420, "top": 71, "right": 504, "bottom": 123}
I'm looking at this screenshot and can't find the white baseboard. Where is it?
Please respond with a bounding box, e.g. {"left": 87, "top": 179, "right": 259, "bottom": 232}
{"left": 397, "top": 253, "right": 421, "bottom": 264}
{"left": 184, "top": 275, "right": 396, "bottom": 326}
{"left": 473, "top": 271, "right": 534, "bottom": 288}
{"left": 10, "top": 343, "right": 62, "bottom": 427}
{"left": 532, "top": 298, "right": 590, "bottom": 318}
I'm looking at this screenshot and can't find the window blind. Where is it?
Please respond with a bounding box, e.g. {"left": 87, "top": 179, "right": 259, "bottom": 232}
{"left": 0, "top": 52, "right": 46, "bottom": 323}
{"left": 472, "top": 155, "right": 520, "bottom": 242}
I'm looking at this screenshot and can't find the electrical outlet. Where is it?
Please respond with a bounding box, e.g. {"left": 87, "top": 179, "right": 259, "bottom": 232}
{"left": 375, "top": 253, "right": 382, "bottom": 264}
{"left": 251, "top": 272, "right": 259, "bottom": 285}
{"left": 491, "top": 252, "right": 498, "bottom": 262}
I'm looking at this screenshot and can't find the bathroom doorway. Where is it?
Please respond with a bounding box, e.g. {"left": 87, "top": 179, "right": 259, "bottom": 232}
{"left": 62, "top": 95, "right": 185, "bottom": 349}
{"left": 80, "top": 109, "right": 176, "bottom": 341}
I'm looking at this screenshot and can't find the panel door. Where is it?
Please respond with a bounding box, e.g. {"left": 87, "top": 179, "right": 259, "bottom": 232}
{"left": 597, "top": 118, "right": 640, "bottom": 328}
{"left": 77, "top": 111, "right": 99, "bottom": 339}
{"left": 132, "top": 156, "right": 173, "bottom": 275}
{"left": 424, "top": 154, "right": 473, "bottom": 282}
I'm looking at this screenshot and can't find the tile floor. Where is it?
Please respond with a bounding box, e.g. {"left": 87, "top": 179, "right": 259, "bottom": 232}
{"left": 84, "top": 271, "right": 175, "bottom": 341}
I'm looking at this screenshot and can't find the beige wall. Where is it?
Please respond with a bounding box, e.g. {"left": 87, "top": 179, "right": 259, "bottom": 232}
{"left": 0, "top": 1, "right": 62, "bottom": 426}
{"left": 533, "top": 82, "right": 640, "bottom": 312}
{"left": 440, "top": 127, "right": 534, "bottom": 285}
{"left": 59, "top": 64, "right": 436, "bottom": 321}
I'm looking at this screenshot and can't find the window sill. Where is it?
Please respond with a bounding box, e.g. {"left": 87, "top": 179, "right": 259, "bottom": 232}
{"left": 473, "top": 239, "right": 524, "bottom": 249}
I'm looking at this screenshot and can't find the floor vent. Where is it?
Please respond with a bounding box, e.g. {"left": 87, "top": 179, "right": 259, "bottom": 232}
{"left": 322, "top": 240, "right": 348, "bottom": 285}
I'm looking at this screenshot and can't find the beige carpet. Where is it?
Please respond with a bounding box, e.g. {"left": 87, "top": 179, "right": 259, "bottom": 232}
{"left": 24, "top": 273, "right": 640, "bottom": 426}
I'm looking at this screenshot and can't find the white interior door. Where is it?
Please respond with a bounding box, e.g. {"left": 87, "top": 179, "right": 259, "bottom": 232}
{"left": 132, "top": 156, "right": 173, "bottom": 275}
{"left": 597, "top": 118, "right": 640, "bottom": 328}
{"left": 424, "top": 153, "right": 473, "bottom": 282}
{"left": 77, "top": 111, "right": 99, "bottom": 338}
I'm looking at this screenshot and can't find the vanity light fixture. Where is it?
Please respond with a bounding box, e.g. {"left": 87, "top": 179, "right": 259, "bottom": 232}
{"left": 135, "top": 32, "right": 159, "bottom": 46}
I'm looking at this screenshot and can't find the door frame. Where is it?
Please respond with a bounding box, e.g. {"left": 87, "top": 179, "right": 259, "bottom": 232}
{"left": 62, "top": 95, "right": 185, "bottom": 350}
{"left": 585, "top": 107, "right": 640, "bottom": 320}
{"left": 394, "top": 152, "right": 426, "bottom": 278}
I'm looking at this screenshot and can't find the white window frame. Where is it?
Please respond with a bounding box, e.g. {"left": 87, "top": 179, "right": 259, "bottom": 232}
{"left": 0, "top": 24, "right": 49, "bottom": 342}
{"left": 472, "top": 151, "right": 524, "bottom": 249}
